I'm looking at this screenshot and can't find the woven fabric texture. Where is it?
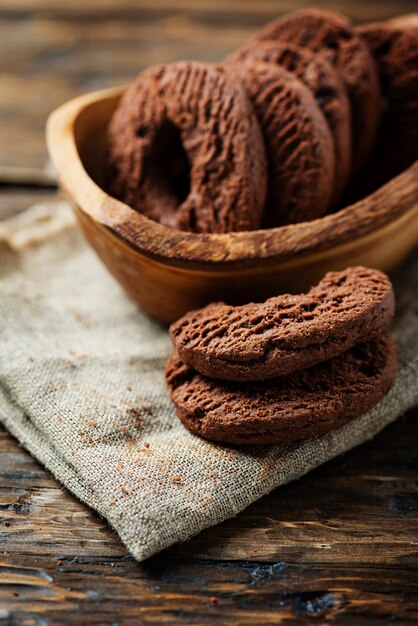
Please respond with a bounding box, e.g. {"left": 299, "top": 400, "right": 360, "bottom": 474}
{"left": 0, "top": 202, "right": 417, "bottom": 561}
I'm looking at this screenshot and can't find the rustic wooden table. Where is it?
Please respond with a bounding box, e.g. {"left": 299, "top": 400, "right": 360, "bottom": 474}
{"left": 1, "top": 2, "right": 417, "bottom": 624}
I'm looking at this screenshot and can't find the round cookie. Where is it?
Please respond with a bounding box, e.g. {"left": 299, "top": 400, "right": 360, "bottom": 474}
{"left": 170, "top": 267, "right": 395, "bottom": 382}
{"left": 357, "top": 23, "right": 418, "bottom": 115}
{"left": 255, "top": 8, "right": 382, "bottom": 174}
{"left": 357, "top": 23, "right": 418, "bottom": 186}
{"left": 226, "top": 41, "right": 351, "bottom": 204}
{"left": 105, "top": 61, "right": 267, "bottom": 234}
{"left": 228, "top": 62, "right": 334, "bottom": 226}
{"left": 165, "top": 335, "right": 397, "bottom": 446}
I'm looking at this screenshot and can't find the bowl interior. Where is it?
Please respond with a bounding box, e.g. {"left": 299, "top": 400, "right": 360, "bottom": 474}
{"left": 47, "top": 86, "right": 418, "bottom": 322}
{"left": 73, "top": 92, "right": 122, "bottom": 191}
{"left": 49, "top": 86, "right": 418, "bottom": 271}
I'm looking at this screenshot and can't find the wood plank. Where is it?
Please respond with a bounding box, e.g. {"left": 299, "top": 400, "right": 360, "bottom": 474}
{"left": 2, "top": 411, "right": 417, "bottom": 563}
{"left": 1, "top": 408, "right": 417, "bottom": 624}
{"left": 1, "top": 553, "right": 417, "bottom": 625}
{"left": 0, "top": 189, "right": 60, "bottom": 219}
{"left": 2, "top": 0, "right": 418, "bottom": 21}
{"left": 1, "top": 0, "right": 417, "bottom": 168}
{"left": 0, "top": 17, "right": 253, "bottom": 169}
{"left": 1, "top": 2, "right": 418, "bottom": 622}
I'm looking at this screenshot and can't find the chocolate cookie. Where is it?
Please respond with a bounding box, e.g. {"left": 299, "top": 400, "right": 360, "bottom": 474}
{"left": 105, "top": 62, "right": 267, "bottom": 234}
{"left": 228, "top": 62, "right": 334, "bottom": 226}
{"left": 170, "top": 267, "right": 394, "bottom": 382}
{"left": 226, "top": 41, "right": 351, "bottom": 204}
{"left": 165, "top": 335, "right": 397, "bottom": 445}
{"left": 255, "top": 8, "right": 382, "bottom": 174}
{"left": 356, "top": 24, "right": 418, "bottom": 187}
{"left": 357, "top": 23, "right": 418, "bottom": 107}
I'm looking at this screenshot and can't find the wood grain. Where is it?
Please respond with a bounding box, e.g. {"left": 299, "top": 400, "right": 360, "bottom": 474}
{"left": 0, "top": 189, "right": 60, "bottom": 219}
{"left": 1, "top": 0, "right": 418, "bottom": 168}
{"left": 2, "top": 1, "right": 418, "bottom": 623}
{"left": 46, "top": 86, "right": 418, "bottom": 323}
{"left": 1, "top": 409, "right": 417, "bottom": 624}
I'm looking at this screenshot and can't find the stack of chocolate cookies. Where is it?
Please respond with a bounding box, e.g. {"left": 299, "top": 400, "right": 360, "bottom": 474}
{"left": 165, "top": 267, "right": 397, "bottom": 445}
{"left": 104, "top": 8, "right": 418, "bottom": 233}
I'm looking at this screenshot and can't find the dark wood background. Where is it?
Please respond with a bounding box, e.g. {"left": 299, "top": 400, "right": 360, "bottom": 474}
{"left": 1, "top": 1, "right": 417, "bottom": 624}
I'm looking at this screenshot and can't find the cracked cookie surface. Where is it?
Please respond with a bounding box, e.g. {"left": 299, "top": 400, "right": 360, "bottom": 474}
{"left": 356, "top": 23, "right": 418, "bottom": 180}
{"left": 226, "top": 41, "right": 351, "bottom": 205}
{"left": 105, "top": 61, "right": 267, "bottom": 233}
{"left": 255, "top": 8, "right": 381, "bottom": 174}
{"left": 165, "top": 335, "right": 397, "bottom": 445}
{"left": 170, "top": 267, "right": 395, "bottom": 381}
{"left": 227, "top": 61, "right": 334, "bottom": 226}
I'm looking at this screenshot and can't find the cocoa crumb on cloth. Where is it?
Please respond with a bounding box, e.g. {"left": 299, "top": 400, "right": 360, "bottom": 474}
{"left": 1, "top": 194, "right": 417, "bottom": 561}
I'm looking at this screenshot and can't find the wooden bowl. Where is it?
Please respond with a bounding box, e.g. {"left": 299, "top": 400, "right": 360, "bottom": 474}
{"left": 47, "top": 86, "right": 418, "bottom": 324}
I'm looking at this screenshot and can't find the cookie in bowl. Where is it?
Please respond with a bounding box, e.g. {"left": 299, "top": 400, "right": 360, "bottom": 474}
{"left": 255, "top": 8, "right": 382, "bottom": 174}
{"left": 47, "top": 9, "right": 418, "bottom": 324}
{"left": 357, "top": 22, "right": 418, "bottom": 186}
{"left": 226, "top": 61, "right": 335, "bottom": 226}
{"left": 105, "top": 61, "right": 267, "bottom": 233}
{"left": 225, "top": 40, "right": 351, "bottom": 204}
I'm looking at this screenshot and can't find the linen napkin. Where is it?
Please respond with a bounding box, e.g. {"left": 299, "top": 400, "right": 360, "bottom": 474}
{"left": 0, "top": 202, "right": 417, "bottom": 561}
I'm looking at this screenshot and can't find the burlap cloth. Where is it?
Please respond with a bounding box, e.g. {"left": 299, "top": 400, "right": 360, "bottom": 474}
{"left": 0, "top": 202, "right": 417, "bottom": 562}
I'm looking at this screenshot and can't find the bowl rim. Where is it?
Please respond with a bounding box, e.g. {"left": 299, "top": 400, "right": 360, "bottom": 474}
{"left": 46, "top": 85, "right": 418, "bottom": 269}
